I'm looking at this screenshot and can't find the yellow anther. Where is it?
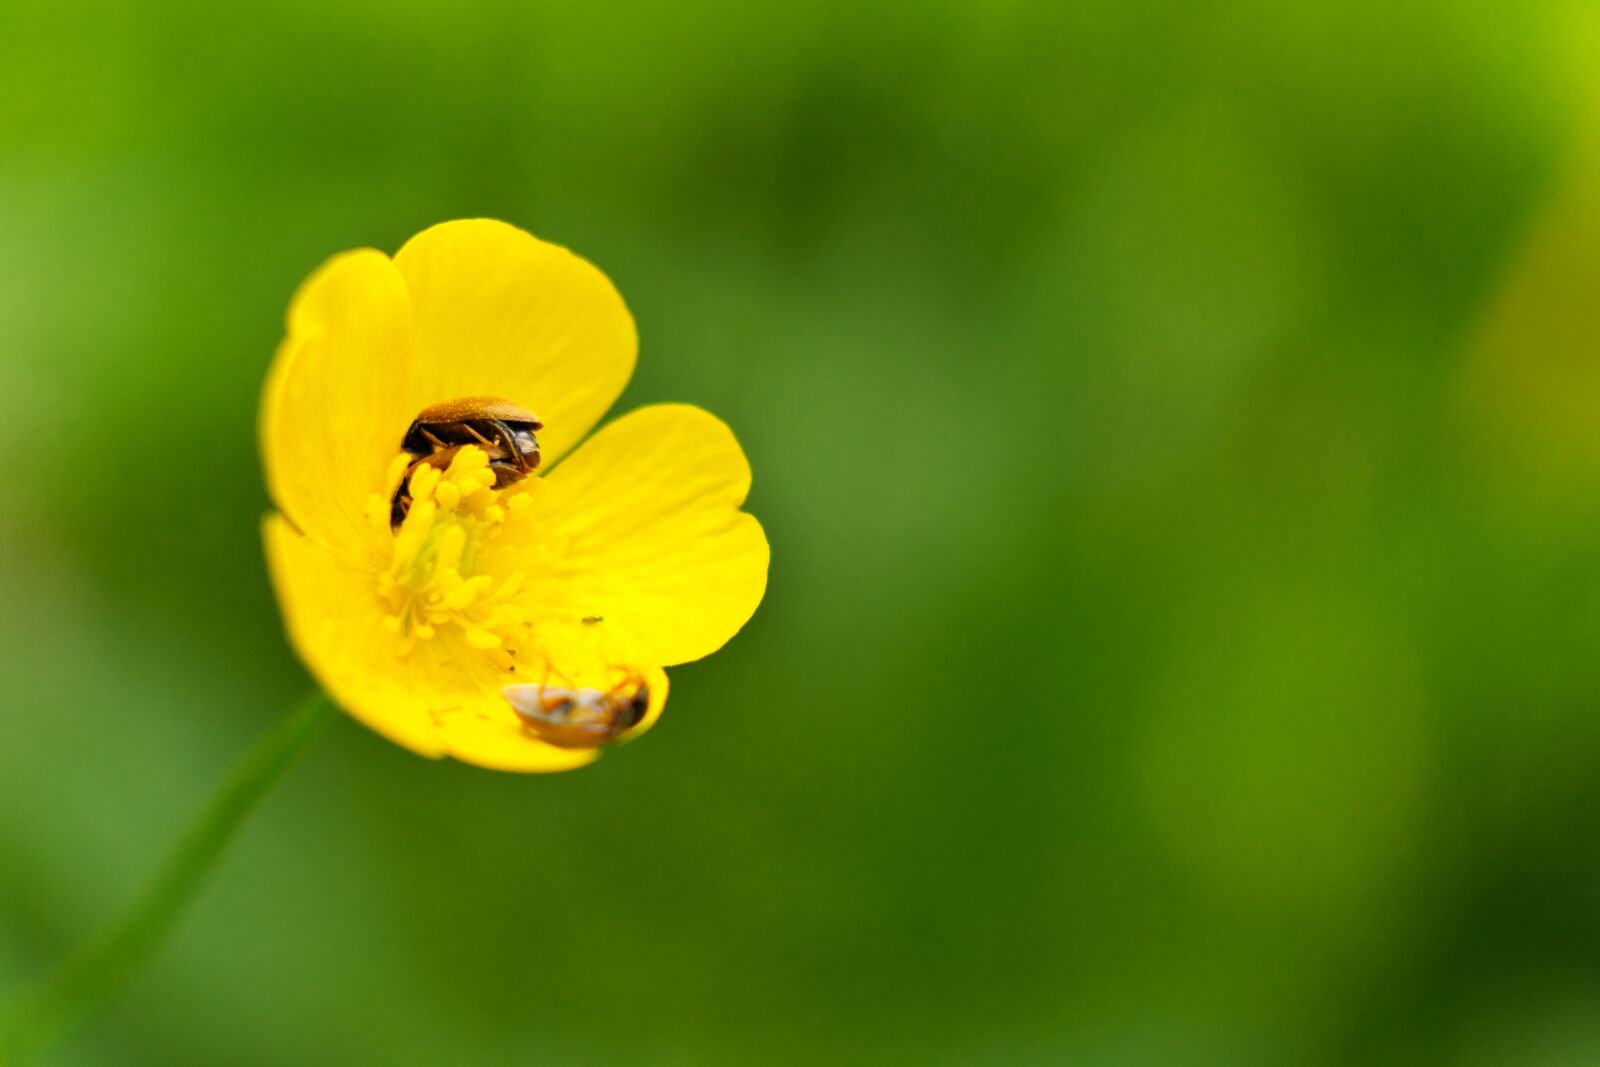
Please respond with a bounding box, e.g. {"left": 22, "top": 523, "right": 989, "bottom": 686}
{"left": 393, "top": 499, "right": 436, "bottom": 568}
{"left": 465, "top": 629, "right": 502, "bottom": 649}
{"left": 410, "top": 462, "right": 443, "bottom": 503}
{"left": 374, "top": 443, "right": 537, "bottom": 668}
{"left": 386, "top": 452, "right": 413, "bottom": 489}
{"left": 433, "top": 525, "right": 467, "bottom": 576}
{"left": 443, "top": 575, "right": 492, "bottom": 610}
{"left": 446, "top": 446, "right": 487, "bottom": 477}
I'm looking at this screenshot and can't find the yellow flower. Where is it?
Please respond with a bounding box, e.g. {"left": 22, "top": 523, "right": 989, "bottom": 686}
{"left": 260, "top": 220, "right": 769, "bottom": 772}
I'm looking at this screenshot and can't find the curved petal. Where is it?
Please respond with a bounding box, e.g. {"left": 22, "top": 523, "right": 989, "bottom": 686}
{"left": 264, "top": 515, "right": 597, "bottom": 773}
{"left": 619, "top": 665, "right": 670, "bottom": 743}
{"left": 260, "top": 249, "right": 413, "bottom": 553}
{"left": 430, "top": 696, "right": 601, "bottom": 773}
{"left": 529, "top": 404, "right": 769, "bottom": 667}
{"left": 393, "top": 219, "right": 637, "bottom": 467}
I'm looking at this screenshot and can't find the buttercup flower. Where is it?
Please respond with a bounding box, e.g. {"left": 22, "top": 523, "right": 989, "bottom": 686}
{"left": 261, "top": 220, "right": 768, "bottom": 771}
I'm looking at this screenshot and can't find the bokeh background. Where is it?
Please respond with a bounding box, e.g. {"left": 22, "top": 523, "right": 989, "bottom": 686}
{"left": 6, "top": 2, "right": 1600, "bottom": 1064}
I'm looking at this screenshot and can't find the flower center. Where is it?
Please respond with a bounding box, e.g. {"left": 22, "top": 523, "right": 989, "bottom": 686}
{"left": 366, "top": 446, "right": 532, "bottom": 664}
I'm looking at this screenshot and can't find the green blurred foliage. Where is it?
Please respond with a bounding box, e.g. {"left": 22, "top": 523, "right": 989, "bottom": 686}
{"left": 4, "top": 1, "right": 1600, "bottom": 1063}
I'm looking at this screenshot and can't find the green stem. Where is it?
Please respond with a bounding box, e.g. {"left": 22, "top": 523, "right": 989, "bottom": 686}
{"left": 1, "top": 692, "right": 336, "bottom": 1067}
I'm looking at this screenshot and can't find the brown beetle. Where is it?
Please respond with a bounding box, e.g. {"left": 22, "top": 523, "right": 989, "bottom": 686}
{"left": 389, "top": 396, "right": 543, "bottom": 530}
{"left": 502, "top": 675, "right": 651, "bottom": 749}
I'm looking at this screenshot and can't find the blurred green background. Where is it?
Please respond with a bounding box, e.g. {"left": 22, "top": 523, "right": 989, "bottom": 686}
{"left": 6, "top": 1, "right": 1600, "bottom": 1063}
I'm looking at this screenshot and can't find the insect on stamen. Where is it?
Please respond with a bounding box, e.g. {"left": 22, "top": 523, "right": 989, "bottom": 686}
{"left": 390, "top": 396, "right": 543, "bottom": 532}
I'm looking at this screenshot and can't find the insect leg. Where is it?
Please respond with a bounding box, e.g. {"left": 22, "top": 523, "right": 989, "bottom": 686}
{"left": 461, "top": 422, "right": 497, "bottom": 449}
{"left": 486, "top": 420, "right": 530, "bottom": 470}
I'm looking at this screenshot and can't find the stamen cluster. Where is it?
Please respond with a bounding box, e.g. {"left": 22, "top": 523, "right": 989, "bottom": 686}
{"left": 366, "top": 447, "right": 532, "bottom": 665}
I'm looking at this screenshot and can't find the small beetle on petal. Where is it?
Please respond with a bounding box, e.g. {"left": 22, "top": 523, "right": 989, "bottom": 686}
{"left": 503, "top": 674, "right": 651, "bottom": 749}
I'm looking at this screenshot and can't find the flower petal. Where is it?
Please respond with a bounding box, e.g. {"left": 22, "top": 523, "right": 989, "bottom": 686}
{"left": 618, "top": 665, "right": 671, "bottom": 743}
{"left": 264, "top": 515, "right": 596, "bottom": 773}
{"left": 530, "top": 404, "right": 769, "bottom": 667}
{"left": 260, "top": 249, "right": 413, "bottom": 552}
{"left": 429, "top": 696, "right": 602, "bottom": 773}
{"left": 393, "top": 219, "right": 637, "bottom": 467}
